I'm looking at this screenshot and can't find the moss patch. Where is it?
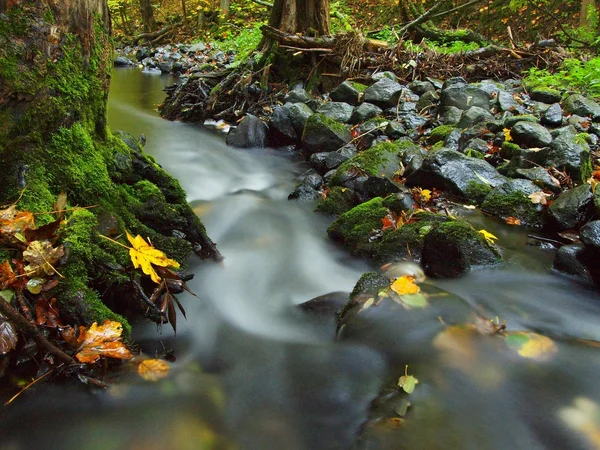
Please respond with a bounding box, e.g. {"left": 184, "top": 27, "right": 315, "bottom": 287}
{"left": 315, "top": 186, "right": 355, "bottom": 216}
{"left": 428, "top": 125, "right": 456, "bottom": 144}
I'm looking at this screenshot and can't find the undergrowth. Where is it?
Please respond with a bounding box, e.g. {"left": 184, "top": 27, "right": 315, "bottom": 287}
{"left": 524, "top": 57, "right": 600, "bottom": 99}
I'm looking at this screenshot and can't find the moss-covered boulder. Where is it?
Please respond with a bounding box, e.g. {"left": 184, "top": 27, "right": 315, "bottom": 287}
{"left": 481, "top": 179, "right": 546, "bottom": 227}
{"left": 315, "top": 186, "right": 355, "bottom": 216}
{"left": 422, "top": 220, "right": 501, "bottom": 277}
{"left": 547, "top": 184, "right": 594, "bottom": 231}
{"left": 301, "top": 113, "right": 352, "bottom": 154}
{"left": 542, "top": 128, "right": 592, "bottom": 184}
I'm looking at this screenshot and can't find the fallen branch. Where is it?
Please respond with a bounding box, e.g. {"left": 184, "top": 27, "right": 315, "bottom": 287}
{"left": 397, "top": 3, "right": 444, "bottom": 36}
{"left": 133, "top": 22, "right": 178, "bottom": 45}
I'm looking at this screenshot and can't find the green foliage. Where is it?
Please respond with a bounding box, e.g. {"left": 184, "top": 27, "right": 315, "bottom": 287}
{"left": 524, "top": 57, "right": 600, "bottom": 99}
{"left": 368, "top": 25, "right": 400, "bottom": 45}
{"left": 331, "top": 0, "right": 356, "bottom": 33}
{"left": 215, "top": 21, "right": 264, "bottom": 64}
{"left": 404, "top": 38, "right": 480, "bottom": 55}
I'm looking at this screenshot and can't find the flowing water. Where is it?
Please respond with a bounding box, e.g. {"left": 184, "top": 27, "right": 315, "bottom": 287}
{"left": 2, "top": 67, "right": 600, "bottom": 450}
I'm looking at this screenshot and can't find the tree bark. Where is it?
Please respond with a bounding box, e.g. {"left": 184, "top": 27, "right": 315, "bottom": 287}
{"left": 139, "top": 0, "right": 156, "bottom": 33}
{"left": 269, "top": 0, "right": 331, "bottom": 35}
{"left": 580, "top": 0, "right": 597, "bottom": 30}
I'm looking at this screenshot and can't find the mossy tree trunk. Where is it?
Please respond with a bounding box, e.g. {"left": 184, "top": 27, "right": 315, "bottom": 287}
{"left": 0, "top": 0, "right": 219, "bottom": 329}
{"left": 268, "top": 0, "right": 330, "bottom": 36}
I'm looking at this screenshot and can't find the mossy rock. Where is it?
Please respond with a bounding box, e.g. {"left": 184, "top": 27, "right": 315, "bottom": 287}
{"left": 465, "top": 180, "right": 492, "bottom": 204}
{"left": 327, "top": 197, "right": 388, "bottom": 258}
{"left": 315, "top": 186, "right": 355, "bottom": 217}
{"left": 481, "top": 179, "right": 545, "bottom": 227}
{"left": 428, "top": 125, "right": 456, "bottom": 144}
{"left": 301, "top": 113, "right": 352, "bottom": 154}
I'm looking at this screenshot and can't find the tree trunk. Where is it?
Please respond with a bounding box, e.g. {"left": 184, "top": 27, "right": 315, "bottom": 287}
{"left": 580, "top": 0, "right": 597, "bottom": 30}
{"left": 269, "top": 0, "right": 331, "bottom": 35}
{"left": 139, "top": 0, "right": 156, "bottom": 33}
{"left": 0, "top": 0, "right": 219, "bottom": 329}
{"left": 181, "top": 0, "right": 189, "bottom": 29}
{"left": 220, "top": 0, "right": 230, "bottom": 19}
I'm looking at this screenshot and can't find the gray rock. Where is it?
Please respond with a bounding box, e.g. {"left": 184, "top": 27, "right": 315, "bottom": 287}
{"left": 288, "top": 171, "right": 324, "bottom": 202}
{"left": 515, "top": 167, "right": 562, "bottom": 193}
{"left": 580, "top": 221, "right": 600, "bottom": 248}
{"left": 317, "top": 102, "right": 354, "bottom": 123}
{"left": 405, "top": 148, "right": 506, "bottom": 199}
{"left": 135, "top": 47, "right": 151, "bottom": 61}
{"left": 547, "top": 184, "right": 593, "bottom": 230}
{"left": 398, "top": 111, "right": 427, "bottom": 130}
{"left": 440, "top": 106, "right": 463, "bottom": 125}
{"left": 444, "top": 129, "right": 462, "bottom": 151}
{"left": 543, "top": 127, "right": 591, "bottom": 183}
{"left": 553, "top": 244, "right": 594, "bottom": 283}
{"left": 363, "top": 78, "right": 404, "bottom": 108}
{"left": 481, "top": 179, "right": 545, "bottom": 226}
{"left": 510, "top": 121, "right": 553, "bottom": 148}
{"left": 302, "top": 113, "right": 352, "bottom": 154}
{"left": 385, "top": 121, "right": 407, "bottom": 139}
{"left": 330, "top": 81, "right": 364, "bottom": 105}
{"left": 567, "top": 114, "right": 592, "bottom": 133}
{"left": 349, "top": 102, "right": 382, "bottom": 124}
{"left": 310, "top": 146, "right": 355, "bottom": 173}
{"left": 416, "top": 90, "right": 439, "bottom": 111}
{"left": 440, "top": 79, "right": 491, "bottom": 110}
{"left": 226, "top": 114, "right": 269, "bottom": 148}
{"left": 497, "top": 90, "right": 521, "bottom": 112}
{"left": 530, "top": 87, "right": 562, "bottom": 104}
{"left": 114, "top": 56, "right": 132, "bottom": 66}
{"left": 285, "top": 85, "right": 313, "bottom": 104}
{"left": 158, "top": 61, "right": 174, "bottom": 73}
{"left": 457, "top": 106, "right": 495, "bottom": 128}
{"left": 409, "top": 80, "right": 435, "bottom": 95}
{"left": 422, "top": 221, "right": 501, "bottom": 278}
{"left": 372, "top": 71, "right": 397, "bottom": 81}
{"left": 462, "top": 138, "right": 489, "bottom": 157}
{"left": 504, "top": 114, "right": 538, "bottom": 128}
{"left": 541, "top": 103, "right": 563, "bottom": 127}
{"left": 187, "top": 42, "right": 207, "bottom": 53}
{"left": 563, "top": 94, "right": 600, "bottom": 120}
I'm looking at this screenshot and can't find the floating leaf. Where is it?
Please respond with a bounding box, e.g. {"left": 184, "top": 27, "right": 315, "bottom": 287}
{"left": 127, "top": 232, "right": 180, "bottom": 284}
{"left": 398, "top": 365, "right": 419, "bottom": 394}
{"left": 396, "top": 292, "right": 428, "bottom": 309}
{"left": 75, "top": 320, "right": 133, "bottom": 363}
{"left": 138, "top": 358, "right": 170, "bottom": 381}
{"left": 559, "top": 397, "right": 600, "bottom": 449}
{"left": 505, "top": 216, "right": 521, "bottom": 226}
{"left": 23, "top": 240, "right": 64, "bottom": 277}
{"left": 390, "top": 275, "right": 420, "bottom": 296}
{"left": 0, "top": 315, "right": 17, "bottom": 354}
{"left": 478, "top": 229, "right": 498, "bottom": 245}
{"left": 529, "top": 191, "right": 552, "bottom": 205}
{"left": 505, "top": 331, "right": 557, "bottom": 360}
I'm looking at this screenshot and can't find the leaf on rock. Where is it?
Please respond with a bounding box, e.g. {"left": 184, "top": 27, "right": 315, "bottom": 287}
{"left": 127, "top": 232, "right": 180, "bottom": 284}
{"left": 75, "top": 320, "right": 134, "bottom": 363}
{"left": 478, "top": 229, "right": 498, "bottom": 245}
{"left": 505, "top": 331, "right": 557, "bottom": 360}
{"left": 529, "top": 191, "right": 552, "bottom": 205}
{"left": 503, "top": 128, "right": 512, "bottom": 142}
{"left": 420, "top": 189, "right": 432, "bottom": 202}
{"left": 138, "top": 358, "right": 170, "bottom": 381}
{"left": 391, "top": 275, "right": 420, "bottom": 296}
{"left": 23, "top": 240, "right": 64, "bottom": 277}
{"left": 0, "top": 315, "right": 18, "bottom": 355}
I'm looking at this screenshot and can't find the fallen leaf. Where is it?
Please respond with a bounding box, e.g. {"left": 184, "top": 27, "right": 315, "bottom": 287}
{"left": 26, "top": 277, "right": 46, "bottom": 294}
{"left": 390, "top": 275, "right": 420, "bottom": 295}
{"left": 381, "top": 215, "right": 396, "bottom": 231}
{"left": 138, "top": 358, "right": 170, "bottom": 381}
{"left": 35, "top": 297, "right": 63, "bottom": 328}
{"left": 358, "top": 297, "right": 375, "bottom": 313}
{"left": 420, "top": 189, "right": 432, "bottom": 202}
{"left": 478, "top": 229, "right": 498, "bottom": 245}
{"left": 75, "top": 320, "right": 134, "bottom": 363}
{"left": 127, "top": 232, "right": 180, "bottom": 284}
{"left": 0, "top": 315, "right": 18, "bottom": 354}
{"left": 529, "top": 191, "right": 552, "bottom": 205}
{"left": 23, "top": 240, "right": 64, "bottom": 277}
{"left": 505, "top": 331, "right": 557, "bottom": 360}
{"left": 0, "top": 206, "right": 35, "bottom": 245}
{"left": 0, "top": 261, "right": 17, "bottom": 289}
{"left": 398, "top": 365, "right": 419, "bottom": 394}
{"left": 505, "top": 216, "right": 521, "bottom": 226}
{"left": 503, "top": 128, "right": 512, "bottom": 142}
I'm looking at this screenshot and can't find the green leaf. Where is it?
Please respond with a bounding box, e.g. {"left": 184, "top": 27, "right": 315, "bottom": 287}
{"left": 0, "top": 290, "right": 14, "bottom": 302}
{"left": 398, "top": 374, "right": 419, "bottom": 394}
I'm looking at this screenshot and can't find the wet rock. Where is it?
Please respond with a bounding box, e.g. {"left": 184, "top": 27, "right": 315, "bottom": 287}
{"left": 385, "top": 121, "right": 407, "bottom": 139}
{"left": 462, "top": 137, "right": 489, "bottom": 157}
{"left": 315, "top": 185, "right": 356, "bottom": 216}
{"left": 553, "top": 244, "right": 594, "bottom": 283}
{"left": 330, "top": 81, "right": 366, "bottom": 105}
{"left": 440, "top": 78, "right": 490, "bottom": 110}
{"left": 226, "top": 114, "right": 269, "bottom": 148}
{"left": 409, "top": 80, "right": 435, "bottom": 95}
{"left": 372, "top": 71, "right": 397, "bottom": 81}
{"left": 541, "top": 103, "right": 563, "bottom": 127}
{"left": 363, "top": 78, "right": 404, "bottom": 108}
{"left": 481, "top": 179, "right": 545, "bottom": 226}
{"left": 457, "top": 106, "right": 494, "bottom": 128}
{"left": 405, "top": 148, "right": 506, "bottom": 200}
{"left": 398, "top": 111, "right": 428, "bottom": 130}
{"left": 496, "top": 90, "right": 521, "bottom": 112}
{"left": 440, "top": 106, "right": 463, "bottom": 125}
{"left": 563, "top": 94, "right": 600, "bottom": 120}
{"left": 580, "top": 221, "right": 600, "bottom": 248}
{"left": 268, "top": 105, "right": 297, "bottom": 144}
{"left": 547, "top": 184, "right": 593, "bottom": 230}
{"left": 301, "top": 114, "right": 352, "bottom": 154}
{"left": 530, "top": 87, "right": 562, "bottom": 104}
{"left": 114, "top": 56, "right": 133, "bottom": 66}
{"left": 444, "top": 129, "right": 462, "bottom": 152}
{"left": 288, "top": 171, "right": 324, "bottom": 202}
{"left": 135, "top": 47, "right": 151, "bottom": 61}
{"left": 428, "top": 125, "right": 456, "bottom": 144}
{"left": 284, "top": 84, "right": 313, "bottom": 104}
{"left": 349, "top": 103, "right": 382, "bottom": 124}
{"left": 543, "top": 127, "right": 592, "bottom": 183}
{"left": 510, "top": 121, "right": 553, "bottom": 148}
{"left": 317, "top": 102, "right": 354, "bottom": 123}
{"left": 514, "top": 167, "right": 562, "bottom": 193}
{"left": 416, "top": 90, "right": 439, "bottom": 111}
{"left": 310, "top": 145, "right": 355, "bottom": 173}
{"left": 567, "top": 115, "right": 592, "bottom": 133}
{"left": 503, "top": 114, "right": 538, "bottom": 128}
{"left": 422, "top": 220, "right": 501, "bottom": 278}
{"left": 187, "top": 42, "right": 207, "bottom": 53}
{"left": 157, "top": 61, "right": 174, "bottom": 73}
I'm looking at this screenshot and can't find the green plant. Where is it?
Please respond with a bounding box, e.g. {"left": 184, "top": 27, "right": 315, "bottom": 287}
{"left": 524, "top": 57, "right": 600, "bottom": 99}
{"left": 403, "top": 38, "right": 480, "bottom": 54}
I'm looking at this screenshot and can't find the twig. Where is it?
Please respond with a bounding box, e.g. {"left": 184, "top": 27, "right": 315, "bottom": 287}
{"left": 5, "top": 369, "right": 54, "bottom": 406}
{"left": 397, "top": 3, "right": 444, "bottom": 36}
{"left": 429, "top": 0, "right": 485, "bottom": 19}
{"left": 527, "top": 234, "right": 564, "bottom": 246}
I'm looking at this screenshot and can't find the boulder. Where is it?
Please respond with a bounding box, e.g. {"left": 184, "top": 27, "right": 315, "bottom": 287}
{"left": 457, "top": 106, "right": 494, "bottom": 128}
{"left": 363, "top": 78, "right": 404, "bottom": 108}
{"left": 541, "top": 103, "right": 563, "bottom": 127}
{"left": 530, "top": 87, "right": 562, "bottom": 104}
{"left": 547, "top": 184, "right": 593, "bottom": 230}
{"left": 481, "top": 179, "right": 545, "bottom": 226}
{"left": 514, "top": 167, "right": 562, "bottom": 193}
{"left": 543, "top": 127, "right": 592, "bottom": 184}
{"left": 563, "top": 94, "right": 600, "bottom": 121}
{"left": 330, "top": 81, "right": 367, "bottom": 105}
{"left": 349, "top": 103, "right": 382, "bottom": 124}
{"left": 496, "top": 90, "right": 521, "bottom": 112}
{"left": 440, "top": 78, "right": 490, "bottom": 110}
{"left": 415, "top": 90, "right": 439, "bottom": 111}
{"left": 288, "top": 171, "right": 324, "bottom": 202}
{"left": 510, "top": 121, "right": 553, "bottom": 148}
{"left": 284, "top": 84, "right": 313, "bottom": 104}
{"left": 301, "top": 114, "right": 352, "bottom": 154}
{"left": 226, "top": 114, "right": 269, "bottom": 148}
{"left": 409, "top": 80, "right": 435, "bottom": 95}
{"left": 317, "top": 102, "right": 354, "bottom": 123}
{"left": 580, "top": 220, "right": 600, "bottom": 248}
{"left": 553, "top": 244, "right": 594, "bottom": 283}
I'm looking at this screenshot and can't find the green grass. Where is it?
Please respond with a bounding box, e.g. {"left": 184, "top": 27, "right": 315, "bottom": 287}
{"left": 524, "top": 57, "right": 600, "bottom": 100}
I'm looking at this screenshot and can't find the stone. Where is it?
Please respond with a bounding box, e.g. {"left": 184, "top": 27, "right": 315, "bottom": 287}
{"left": 481, "top": 179, "right": 545, "bottom": 226}
{"left": 440, "top": 79, "right": 491, "bottom": 110}
{"left": 530, "top": 87, "right": 562, "bottom": 104}
{"left": 385, "top": 121, "right": 407, "bottom": 139}
{"left": 363, "top": 78, "right": 404, "bottom": 108}
{"left": 301, "top": 114, "right": 352, "bottom": 154}
{"left": 580, "top": 221, "right": 600, "bottom": 248}
{"left": 547, "top": 184, "right": 594, "bottom": 230}
{"left": 349, "top": 103, "right": 382, "bottom": 124}
{"left": 372, "top": 71, "right": 397, "bottom": 81}
{"left": 187, "top": 42, "right": 207, "bottom": 53}
{"left": 317, "top": 102, "right": 354, "bottom": 123}
{"left": 553, "top": 244, "right": 594, "bottom": 283}
{"left": 226, "top": 114, "right": 269, "bottom": 148}
{"left": 514, "top": 167, "right": 562, "bottom": 193}
{"left": 409, "top": 80, "right": 435, "bottom": 95}
{"left": 562, "top": 94, "right": 600, "bottom": 121}
{"left": 543, "top": 127, "right": 592, "bottom": 183}
{"left": 114, "top": 56, "right": 132, "bottom": 66}
{"left": 510, "top": 121, "right": 553, "bottom": 148}
{"left": 457, "top": 106, "right": 495, "bottom": 128}
{"left": 496, "top": 90, "right": 521, "bottom": 112}
{"left": 288, "top": 171, "right": 324, "bottom": 202}
{"left": 415, "top": 90, "right": 439, "bottom": 111}
{"left": 284, "top": 85, "right": 313, "bottom": 104}
{"left": 503, "top": 114, "right": 538, "bottom": 128}
{"left": 541, "top": 103, "right": 563, "bottom": 127}
{"left": 440, "top": 106, "right": 463, "bottom": 125}
{"left": 330, "top": 81, "right": 366, "bottom": 105}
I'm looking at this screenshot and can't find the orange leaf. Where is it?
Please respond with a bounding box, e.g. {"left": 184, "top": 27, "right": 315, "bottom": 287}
{"left": 381, "top": 215, "right": 396, "bottom": 231}
{"left": 390, "top": 275, "right": 420, "bottom": 295}
{"left": 505, "top": 216, "right": 521, "bottom": 226}
{"left": 0, "top": 261, "right": 17, "bottom": 289}
{"left": 35, "top": 297, "right": 63, "bottom": 328}
{"left": 138, "top": 358, "right": 170, "bottom": 381}
{"left": 75, "top": 320, "right": 133, "bottom": 363}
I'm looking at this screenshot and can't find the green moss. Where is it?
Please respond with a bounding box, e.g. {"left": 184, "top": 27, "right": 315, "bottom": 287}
{"left": 503, "top": 114, "right": 538, "bottom": 128}
{"left": 327, "top": 197, "right": 388, "bottom": 257}
{"left": 349, "top": 272, "right": 389, "bottom": 302}
{"left": 465, "top": 181, "right": 492, "bottom": 204}
{"left": 315, "top": 186, "right": 355, "bottom": 216}
{"left": 575, "top": 132, "right": 592, "bottom": 145}
{"left": 305, "top": 113, "right": 348, "bottom": 135}
{"left": 500, "top": 141, "right": 522, "bottom": 159}
{"left": 428, "top": 125, "right": 456, "bottom": 144}
{"left": 431, "top": 141, "right": 445, "bottom": 150}
{"left": 350, "top": 82, "right": 369, "bottom": 93}
{"left": 481, "top": 190, "right": 542, "bottom": 226}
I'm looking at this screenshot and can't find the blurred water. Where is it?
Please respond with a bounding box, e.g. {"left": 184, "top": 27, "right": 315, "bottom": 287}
{"left": 3, "top": 67, "right": 600, "bottom": 450}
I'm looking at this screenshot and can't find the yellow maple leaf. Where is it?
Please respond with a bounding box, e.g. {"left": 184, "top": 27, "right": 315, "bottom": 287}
{"left": 390, "top": 275, "right": 420, "bottom": 296}
{"left": 75, "top": 320, "right": 133, "bottom": 363}
{"left": 126, "top": 232, "right": 180, "bottom": 284}
{"left": 503, "top": 128, "right": 512, "bottom": 142}
{"left": 138, "top": 358, "right": 170, "bottom": 381}
{"left": 420, "top": 188, "right": 432, "bottom": 202}
{"left": 478, "top": 229, "right": 498, "bottom": 245}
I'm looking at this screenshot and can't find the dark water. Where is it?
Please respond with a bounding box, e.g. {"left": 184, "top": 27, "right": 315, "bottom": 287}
{"left": 2, "top": 67, "right": 600, "bottom": 450}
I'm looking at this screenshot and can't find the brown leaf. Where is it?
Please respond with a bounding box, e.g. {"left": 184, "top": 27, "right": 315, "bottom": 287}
{"left": 75, "top": 320, "right": 134, "bottom": 363}
{"left": 22, "top": 218, "right": 62, "bottom": 243}
{"left": 0, "top": 261, "right": 18, "bottom": 290}
{"left": 23, "top": 240, "right": 64, "bottom": 277}
{"left": 138, "top": 358, "right": 170, "bottom": 381}
{"left": 35, "top": 298, "right": 63, "bottom": 328}
{"left": 54, "top": 192, "right": 67, "bottom": 220}
{"left": 505, "top": 216, "right": 521, "bottom": 226}
{"left": 0, "top": 206, "right": 35, "bottom": 245}
{"left": 0, "top": 315, "right": 18, "bottom": 355}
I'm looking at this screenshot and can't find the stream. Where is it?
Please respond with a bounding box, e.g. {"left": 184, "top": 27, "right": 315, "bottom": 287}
{"left": 3, "top": 67, "right": 600, "bottom": 450}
